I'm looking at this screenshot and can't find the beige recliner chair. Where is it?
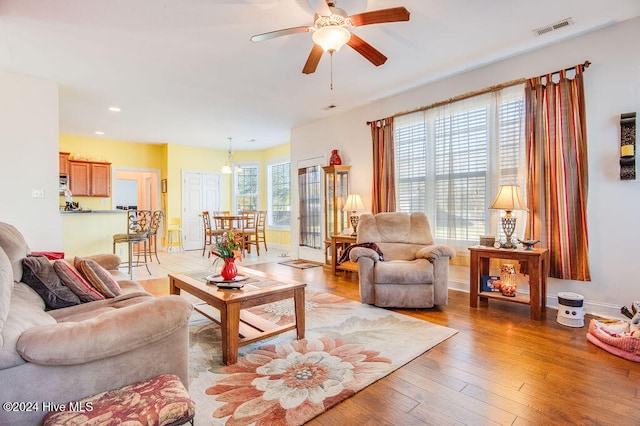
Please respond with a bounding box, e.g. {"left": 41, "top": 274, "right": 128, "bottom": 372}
{"left": 349, "top": 212, "right": 455, "bottom": 308}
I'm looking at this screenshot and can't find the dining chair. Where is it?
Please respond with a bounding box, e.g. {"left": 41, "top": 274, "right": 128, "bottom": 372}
{"left": 257, "top": 210, "right": 267, "bottom": 252}
{"left": 203, "top": 211, "right": 225, "bottom": 257}
{"left": 240, "top": 211, "right": 259, "bottom": 255}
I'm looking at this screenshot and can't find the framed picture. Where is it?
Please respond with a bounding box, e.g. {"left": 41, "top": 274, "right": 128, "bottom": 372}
{"left": 161, "top": 179, "right": 167, "bottom": 193}
{"left": 481, "top": 275, "right": 501, "bottom": 292}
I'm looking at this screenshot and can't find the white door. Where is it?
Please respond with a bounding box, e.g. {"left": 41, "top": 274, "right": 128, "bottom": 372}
{"left": 182, "top": 171, "right": 220, "bottom": 250}
{"left": 297, "top": 156, "right": 324, "bottom": 262}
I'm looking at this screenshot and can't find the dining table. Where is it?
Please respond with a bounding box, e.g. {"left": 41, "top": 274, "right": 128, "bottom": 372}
{"left": 213, "top": 214, "right": 245, "bottom": 231}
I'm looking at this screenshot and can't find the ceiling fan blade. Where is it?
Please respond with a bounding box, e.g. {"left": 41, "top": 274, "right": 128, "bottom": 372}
{"left": 302, "top": 44, "right": 324, "bottom": 74}
{"left": 250, "top": 26, "right": 312, "bottom": 42}
{"left": 308, "top": 0, "right": 331, "bottom": 17}
{"left": 349, "top": 7, "right": 410, "bottom": 27}
{"left": 347, "top": 33, "right": 387, "bottom": 66}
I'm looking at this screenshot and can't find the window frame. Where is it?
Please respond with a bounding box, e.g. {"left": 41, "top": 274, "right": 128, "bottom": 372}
{"left": 267, "top": 158, "right": 291, "bottom": 230}
{"left": 394, "top": 85, "right": 527, "bottom": 250}
{"left": 232, "top": 162, "right": 260, "bottom": 214}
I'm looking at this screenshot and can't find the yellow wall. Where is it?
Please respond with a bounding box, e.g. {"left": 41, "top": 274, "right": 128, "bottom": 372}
{"left": 59, "top": 135, "right": 291, "bottom": 253}
{"left": 165, "top": 143, "right": 230, "bottom": 223}
{"left": 233, "top": 143, "right": 291, "bottom": 247}
{"left": 59, "top": 135, "right": 167, "bottom": 210}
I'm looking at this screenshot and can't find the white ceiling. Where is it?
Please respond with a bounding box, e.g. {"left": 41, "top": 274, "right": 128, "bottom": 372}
{"left": 0, "top": 0, "right": 638, "bottom": 150}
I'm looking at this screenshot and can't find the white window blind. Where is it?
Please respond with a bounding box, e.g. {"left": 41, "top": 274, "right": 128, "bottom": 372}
{"left": 394, "top": 85, "right": 526, "bottom": 252}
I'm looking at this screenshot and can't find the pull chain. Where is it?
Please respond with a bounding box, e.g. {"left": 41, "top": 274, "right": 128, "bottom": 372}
{"left": 330, "top": 52, "right": 334, "bottom": 91}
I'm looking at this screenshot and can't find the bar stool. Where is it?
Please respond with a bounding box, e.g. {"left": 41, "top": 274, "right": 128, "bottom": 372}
{"left": 167, "top": 217, "right": 184, "bottom": 252}
{"left": 113, "top": 210, "right": 152, "bottom": 279}
{"left": 141, "top": 210, "right": 163, "bottom": 263}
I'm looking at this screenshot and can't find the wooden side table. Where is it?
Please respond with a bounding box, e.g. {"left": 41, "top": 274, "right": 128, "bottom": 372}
{"left": 331, "top": 234, "right": 358, "bottom": 275}
{"left": 469, "top": 246, "right": 549, "bottom": 320}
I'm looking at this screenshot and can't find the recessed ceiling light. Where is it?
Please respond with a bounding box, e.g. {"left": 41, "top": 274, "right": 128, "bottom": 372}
{"left": 108, "top": 107, "right": 121, "bottom": 112}
{"left": 95, "top": 131, "right": 105, "bottom": 135}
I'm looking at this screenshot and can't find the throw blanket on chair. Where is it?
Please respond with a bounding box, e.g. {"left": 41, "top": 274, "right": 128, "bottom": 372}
{"left": 338, "top": 242, "right": 384, "bottom": 264}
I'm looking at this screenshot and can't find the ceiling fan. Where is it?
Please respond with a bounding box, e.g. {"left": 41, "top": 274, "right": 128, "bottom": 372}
{"left": 250, "top": 0, "right": 410, "bottom": 74}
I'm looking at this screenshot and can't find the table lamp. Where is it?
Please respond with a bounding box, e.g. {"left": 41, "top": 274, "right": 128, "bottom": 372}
{"left": 489, "top": 184, "right": 528, "bottom": 249}
{"left": 342, "top": 194, "right": 365, "bottom": 236}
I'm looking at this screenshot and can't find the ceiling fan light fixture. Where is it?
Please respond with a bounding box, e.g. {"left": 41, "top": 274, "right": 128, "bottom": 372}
{"left": 312, "top": 25, "right": 351, "bottom": 53}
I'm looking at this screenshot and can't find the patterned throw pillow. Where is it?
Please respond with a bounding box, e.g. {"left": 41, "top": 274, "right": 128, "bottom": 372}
{"left": 22, "top": 255, "right": 81, "bottom": 309}
{"left": 74, "top": 257, "right": 122, "bottom": 298}
{"left": 53, "top": 260, "right": 105, "bottom": 302}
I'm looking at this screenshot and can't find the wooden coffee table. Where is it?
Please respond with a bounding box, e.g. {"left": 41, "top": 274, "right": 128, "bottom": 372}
{"left": 169, "top": 270, "right": 306, "bottom": 365}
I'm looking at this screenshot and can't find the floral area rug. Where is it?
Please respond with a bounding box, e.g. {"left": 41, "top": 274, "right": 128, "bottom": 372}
{"left": 188, "top": 291, "right": 458, "bottom": 425}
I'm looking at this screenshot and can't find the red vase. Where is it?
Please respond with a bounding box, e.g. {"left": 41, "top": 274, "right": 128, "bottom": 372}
{"left": 221, "top": 257, "right": 238, "bottom": 280}
{"left": 329, "top": 149, "right": 342, "bottom": 165}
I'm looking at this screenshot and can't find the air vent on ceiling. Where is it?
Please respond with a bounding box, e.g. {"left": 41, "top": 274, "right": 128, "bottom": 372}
{"left": 532, "top": 18, "right": 573, "bottom": 36}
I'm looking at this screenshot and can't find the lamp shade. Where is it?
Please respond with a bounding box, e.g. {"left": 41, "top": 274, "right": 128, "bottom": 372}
{"left": 312, "top": 26, "right": 351, "bottom": 53}
{"left": 342, "top": 194, "right": 365, "bottom": 212}
{"left": 489, "top": 185, "right": 528, "bottom": 212}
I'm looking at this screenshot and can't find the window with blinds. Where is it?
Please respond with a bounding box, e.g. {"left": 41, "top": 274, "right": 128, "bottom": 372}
{"left": 268, "top": 161, "right": 291, "bottom": 227}
{"left": 234, "top": 165, "right": 259, "bottom": 212}
{"left": 394, "top": 85, "right": 525, "bottom": 246}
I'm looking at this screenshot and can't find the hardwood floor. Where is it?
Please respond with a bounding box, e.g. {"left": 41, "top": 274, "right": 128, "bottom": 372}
{"left": 140, "top": 258, "right": 639, "bottom": 426}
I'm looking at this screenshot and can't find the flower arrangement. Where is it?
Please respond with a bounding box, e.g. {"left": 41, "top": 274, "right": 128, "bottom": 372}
{"left": 211, "top": 231, "right": 243, "bottom": 261}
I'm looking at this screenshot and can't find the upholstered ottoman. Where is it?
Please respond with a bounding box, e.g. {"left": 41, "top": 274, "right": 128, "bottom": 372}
{"left": 42, "top": 374, "right": 195, "bottom": 426}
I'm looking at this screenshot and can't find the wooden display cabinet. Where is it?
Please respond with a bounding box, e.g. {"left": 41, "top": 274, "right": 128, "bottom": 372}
{"left": 322, "top": 165, "right": 350, "bottom": 267}
{"left": 69, "top": 160, "right": 111, "bottom": 197}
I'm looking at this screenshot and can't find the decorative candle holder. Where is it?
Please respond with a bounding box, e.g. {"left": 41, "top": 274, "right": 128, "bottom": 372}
{"left": 500, "top": 264, "right": 517, "bottom": 297}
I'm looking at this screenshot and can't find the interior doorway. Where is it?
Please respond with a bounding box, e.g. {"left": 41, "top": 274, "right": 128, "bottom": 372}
{"left": 181, "top": 170, "right": 220, "bottom": 251}
{"left": 112, "top": 168, "right": 161, "bottom": 211}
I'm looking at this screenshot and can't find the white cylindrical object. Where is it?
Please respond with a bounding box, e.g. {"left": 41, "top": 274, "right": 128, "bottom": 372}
{"left": 557, "top": 292, "right": 585, "bottom": 327}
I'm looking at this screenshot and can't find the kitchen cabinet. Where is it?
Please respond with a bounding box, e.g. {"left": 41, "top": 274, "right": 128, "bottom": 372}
{"left": 69, "top": 160, "right": 111, "bottom": 197}
{"left": 59, "top": 152, "right": 70, "bottom": 175}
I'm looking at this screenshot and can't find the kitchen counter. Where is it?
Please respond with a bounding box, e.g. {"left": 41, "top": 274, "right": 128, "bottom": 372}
{"left": 61, "top": 210, "right": 129, "bottom": 257}
{"left": 60, "top": 209, "right": 125, "bottom": 214}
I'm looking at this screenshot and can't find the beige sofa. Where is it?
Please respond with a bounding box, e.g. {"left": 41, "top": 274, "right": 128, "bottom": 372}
{"left": 0, "top": 222, "right": 193, "bottom": 426}
{"left": 349, "top": 212, "right": 455, "bottom": 308}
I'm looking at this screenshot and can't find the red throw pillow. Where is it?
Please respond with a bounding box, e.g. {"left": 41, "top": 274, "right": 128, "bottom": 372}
{"left": 53, "top": 260, "right": 105, "bottom": 302}
{"left": 74, "top": 257, "right": 122, "bottom": 298}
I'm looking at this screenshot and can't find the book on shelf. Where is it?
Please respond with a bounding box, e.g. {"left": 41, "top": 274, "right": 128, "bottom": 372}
{"left": 481, "top": 275, "right": 501, "bottom": 292}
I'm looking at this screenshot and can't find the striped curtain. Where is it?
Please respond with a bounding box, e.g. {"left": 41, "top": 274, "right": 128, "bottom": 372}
{"left": 525, "top": 66, "right": 590, "bottom": 280}
{"left": 370, "top": 117, "right": 396, "bottom": 214}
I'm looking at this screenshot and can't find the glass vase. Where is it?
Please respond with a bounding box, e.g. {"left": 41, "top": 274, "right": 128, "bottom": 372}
{"left": 329, "top": 149, "right": 342, "bottom": 165}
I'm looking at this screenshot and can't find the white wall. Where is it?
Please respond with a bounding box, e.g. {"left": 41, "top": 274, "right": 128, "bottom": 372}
{"left": 0, "top": 69, "right": 62, "bottom": 251}
{"left": 291, "top": 17, "right": 640, "bottom": 318}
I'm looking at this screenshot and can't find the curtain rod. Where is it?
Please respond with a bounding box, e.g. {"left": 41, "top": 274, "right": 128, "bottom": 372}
{"left": 366, "top": 60, "right": 590, "bottom": 124}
